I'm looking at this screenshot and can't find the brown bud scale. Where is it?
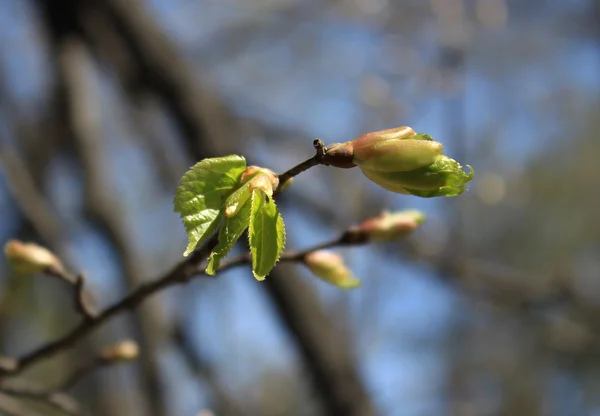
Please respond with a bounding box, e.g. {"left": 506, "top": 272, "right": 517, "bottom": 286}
{"left": 321, "top": 142, "right": 356, "bottom": 169}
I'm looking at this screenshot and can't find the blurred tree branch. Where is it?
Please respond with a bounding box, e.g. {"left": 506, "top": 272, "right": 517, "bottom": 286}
{"left": 0, "top": 171, "right": 370, "bottom": 378}
{"left": 1, "top": 339, "right": 140, "bottom": 416}
{"left": 73, "top": 1, "right": 379, "bottom": 414}
{"left": 56, "top": 36, "right": 168, "bottom": 416}
{"left": 0, "top": 191, "right": 387, "bottom": 416}
{"left": 172, "top": 324, "right": 246, "bottom": 416}
{"left": 0, "top": 395, "right": 45, "bottom": 416}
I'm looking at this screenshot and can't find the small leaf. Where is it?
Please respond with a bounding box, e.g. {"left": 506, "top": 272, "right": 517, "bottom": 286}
{"left": 248, "top": 190, "right": 286, "bottom": 280}
{"left": 174, "top": 155, "right": 246, "bottom": 256}
{"left": 223, "top": 181, "right": 252, "bottom": 218}
{"left": 205, "top": 199, "right": 252, "bottom": 275}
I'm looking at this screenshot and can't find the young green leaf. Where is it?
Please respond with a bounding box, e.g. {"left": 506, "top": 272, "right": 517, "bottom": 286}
{"left": 174, "top": 155, "right": 246, "bottom": 256}
{"left": 248, "top": 191, "right": 286, "bottom": 280}
{"left": 223, "top": 181, "right": 252, "bottom": 218}
{"left": 205, "top": 199, "right": 252, "bottom": 275}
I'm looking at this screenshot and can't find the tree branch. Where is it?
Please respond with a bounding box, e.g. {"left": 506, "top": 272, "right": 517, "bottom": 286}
{"left": 275, "top": 139, "right": 326, "bottom": 193}
{"left": 0, "top": 340, "right": 138, "bottom": 416}
{"left": 172, "top": 325, "right": 245, "bottom": 416}
{"left": 44, "top": 267, "right": 96, "bottom": 320}
{"left": 0, "top": 385, "right": 80, "bottom": 416}
{"left": 0, "top": 395, "right": 46, "bottom": 416}
{"left": 0, "top": 219, "right": 363, "bottom": 380}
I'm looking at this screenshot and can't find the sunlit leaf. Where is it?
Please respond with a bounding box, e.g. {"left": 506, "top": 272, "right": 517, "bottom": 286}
{"left": 248, "top": 191, "right": 285, "bottom": 280}
{"left": 174, "top": 155, "right": 246, "bottom": 256}
{"left": 205, "top": 199, "right": 252, "bottom": 275}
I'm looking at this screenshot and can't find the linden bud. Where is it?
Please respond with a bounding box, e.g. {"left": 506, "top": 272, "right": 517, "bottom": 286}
{"left": 101, "top": 340, "right": 140, "bottom": 362}
{"left": 4, "top": 240, "right": 63, "bottom": 275}
{"left": 352, "top": 127, "right": 444, "bottom": 172}
{"left": 350, "top": 210, "right": 426, "bottom": 242}
{"left": 248, "top": 173, "right": 277, "bottom": 198}
{"left": 321, "top": 142, "right": 356, "bottom": 168}
{"left": 350, "top": 127, "right": 474, "bottom": 197}
{"left": 303, "top": 250, "right": 360, "bottom": 289}
{"left": 239, "top": 166, "right": 279, "bottom": 198}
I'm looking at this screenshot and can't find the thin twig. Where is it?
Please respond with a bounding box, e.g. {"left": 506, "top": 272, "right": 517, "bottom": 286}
{"left": 0, "top": 341, "right": 139, "bottom": 416}
{"left": 0, "top": 235, "right": 218, "bottom": 378}
{"left": 212, "top": 230, "right": 368, "bottom": 274}
{"left": 0, "top": 395, "right": 45, "bottom": 416}
{"left": 55, "top": 357, "right": 106, "bottom": 393}
{"left": 0, "top": 384, "right": 80, "bottom": 416}
{"left": 45, "top": 267, "right": 96, "bottom": 320}
{"left": 0, "top": 137, "right": 333, "bottom": 379}
{"left": 0, "top": 138, "right": 343, "bottom": 383}
{"left": 0, "top": 225, "right": 361, "bottom": 380}
{"left": 172, "top": 325, "right": 245, "bottom": 416}
{"left": 275, "top": 139, "right": 326, "bottom": 193}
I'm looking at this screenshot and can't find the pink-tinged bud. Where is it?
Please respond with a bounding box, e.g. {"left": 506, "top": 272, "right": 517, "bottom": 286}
{"left": 101, "top": 340, "right": 140, "bottom": 362}
{"left": 303, "top": 250, "right": 360, "bottom": 289}
{"left": 352, "top": 126, "right": 444, "bottom": 172}
{"left": 239, "top": 166, "right": 279, "bottom": 198}
{"left": 4, "top": 240, "right": 63, "bottom": 275}
{"left": 349, "top": 127, "right": 474, "bottom": 198}
{"left": 349, "top": 210, "right": 426, "bottom": 242}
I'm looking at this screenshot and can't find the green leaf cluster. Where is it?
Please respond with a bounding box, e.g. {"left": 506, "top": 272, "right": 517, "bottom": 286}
{"left": 174, "top": 156, "right": 285, "bottom": 280}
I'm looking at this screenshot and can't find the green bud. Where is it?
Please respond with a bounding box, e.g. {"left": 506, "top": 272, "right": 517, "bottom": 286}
{"left": 353, "top": 127, "right": 444, "bottom": 172}
{"left": 349, "top": 210, "right": 426, "bottom": 242}
{"left": 239, "top": 166, "right": 279, "bottom": 198}
{"left": 240, "top": 166, "right": 278, "bottom": 188}
{"left": 225, "top": 166, "right": 279, "bottom": 217}
{"left": 350, "top": 127, "right": 474, "bottom": 198}
{"left": 101, "top": 340, "right": 140, "bottom": 362}
{"left": 4, "top": 240, "right": 63, "bottom": 275}
{"left": 303, "top": 250, "right": 360, "bottom": 289}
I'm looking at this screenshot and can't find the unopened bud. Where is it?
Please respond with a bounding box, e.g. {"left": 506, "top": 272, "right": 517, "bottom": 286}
{"left": 239, "top": 166, "right": 279, "bottom": 198}
{"left": 240, "top": 166, "right": 279, "bottom": 187}
{"left": 248, "top": 173, "right": 277, "bottom": 198}
{"left": 350, "top": 127, "right": 474, "bottom": 198}
{"left": 101, "top": 340, "right": 139, "bottom": 362}
{"left": 349, "top": 210, "right": 426, "bottom": 242}
{"left": 4, "top": 240, "right": 63, "bottom": 275}
{"left": 304, "top": 250, "right": 360, "bottom": 289}
{"left": 225, "top": 202, "right": 240, "bottom": 217}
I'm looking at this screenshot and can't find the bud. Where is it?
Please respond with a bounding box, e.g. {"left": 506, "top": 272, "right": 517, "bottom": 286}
{"left": 4, "top": 240, "right": 63, "bottom": 275}
{"left": 303, "top": 250, "right": 360, "bottom": 289}
{"left": 248, "top": 173, "right": 277, "bottom": 198}
{"left": 350, "top": 127, "right": 474, "bottom": 198}
{"left": 239, "top": 166, "right": 279, "bottom": 198}
{"left": 349, "top": 210, "right": 426, "bottom": 242}
{"left": 101, "top": 340, "right": 139, "bottom": 362}
{"left": 321, "top": 142, "right": 356, "bottom": 168}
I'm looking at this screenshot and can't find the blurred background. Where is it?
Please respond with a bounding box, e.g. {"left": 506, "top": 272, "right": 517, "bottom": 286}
{"left": 0, "top": 0, "right": 599, "bottom": 415}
